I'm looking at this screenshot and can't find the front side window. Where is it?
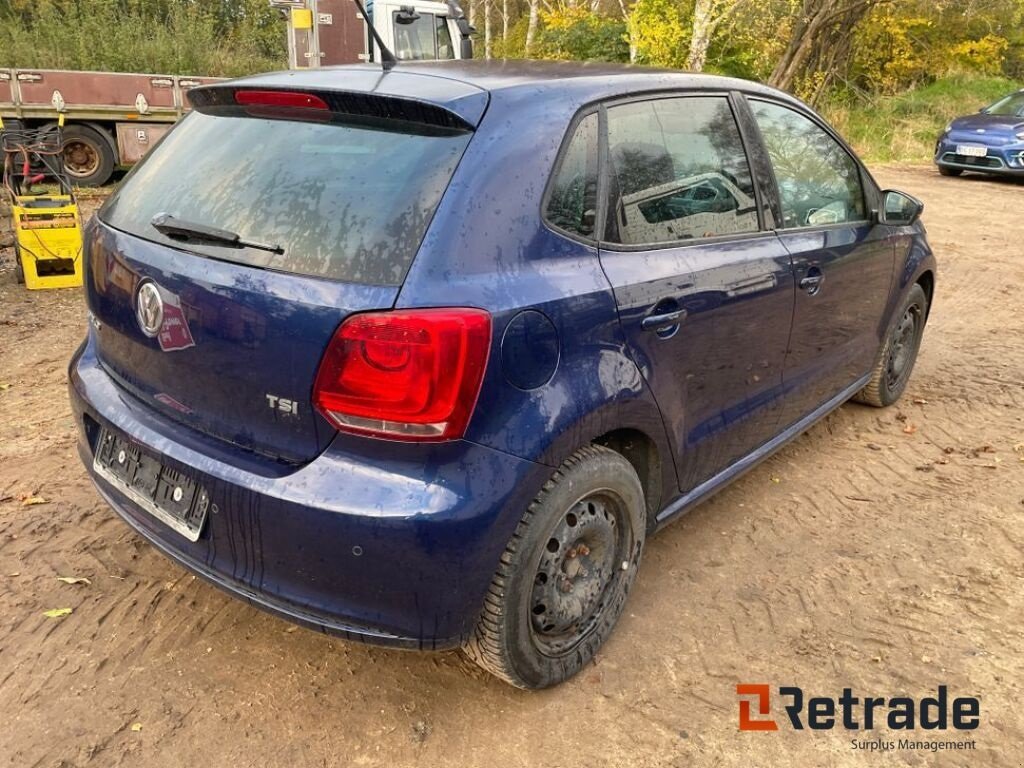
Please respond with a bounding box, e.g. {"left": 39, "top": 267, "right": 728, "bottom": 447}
{"left": 545, "top": 113, "right": 599, "bottom": 239}
{"left": 605, "top": 96, "right": 758, "bottom": 246}
{"left": 394, "top": 12, "right": 441, "bottom": 60}
{"left": 749, "top": 100, "right": 866, "bottom": 229}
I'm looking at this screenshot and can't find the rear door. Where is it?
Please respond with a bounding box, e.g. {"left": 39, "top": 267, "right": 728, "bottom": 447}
{"left": 90, "top": 88, "right": 473, "bottom": 464}
{"left": 597, "top": 93, "right": 795, "bottom": 494}
{"left": 744, "top": 98, "right": 894, "bottom": 428}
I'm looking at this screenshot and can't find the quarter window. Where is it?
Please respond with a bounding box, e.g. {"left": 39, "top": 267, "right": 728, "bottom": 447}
{"left": 545, "top": 113, "right": 599, "bottom": 239}
{"left": 605, "top": 96, "right": 758, "bottom": 246}
{"left": 749, "top": 100, "right": 866, "bottom": 228}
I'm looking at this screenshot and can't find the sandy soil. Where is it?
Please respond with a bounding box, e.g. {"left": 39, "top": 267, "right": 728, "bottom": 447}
{"left": 0, "top": 167, "right": 1022, "bottom": 767}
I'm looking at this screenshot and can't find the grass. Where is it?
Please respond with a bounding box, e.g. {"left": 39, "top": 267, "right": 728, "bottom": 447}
{"left": 822, "top": 75, "right": 1021, "bottom": 164}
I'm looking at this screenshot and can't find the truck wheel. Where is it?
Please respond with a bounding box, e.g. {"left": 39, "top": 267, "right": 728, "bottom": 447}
{"left": 61, "top": 125, "right": 116, "bottom": 187}
{"left": 854, "top": 283, "right": 928, "bottom": 408}
{"left": 13, "top": 242, "right": 25, "bottom": 285}
{"left": 465, "top": 445, "right": 646, "bottom": 689}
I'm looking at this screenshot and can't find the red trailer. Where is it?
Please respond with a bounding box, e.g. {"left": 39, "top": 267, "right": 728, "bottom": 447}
{"left": 0, "top": 69, "right": 223, "bottom": 186}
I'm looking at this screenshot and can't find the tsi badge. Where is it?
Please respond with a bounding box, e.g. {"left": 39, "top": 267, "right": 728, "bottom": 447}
{"left": 266, "top": 394, "right": 299, "bottom": 415}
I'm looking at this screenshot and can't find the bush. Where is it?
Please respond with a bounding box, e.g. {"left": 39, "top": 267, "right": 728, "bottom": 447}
{"left": 535, "top": 8, "right": 629, "bottom": 63}
{"left": 0, "top": 0, "right": 286, "bottom": 77}
{"left": 822, "top": 74, "right": 1021, "bottom": 163}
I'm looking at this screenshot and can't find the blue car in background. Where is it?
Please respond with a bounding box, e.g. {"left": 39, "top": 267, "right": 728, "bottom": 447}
{"left": 69, "top": 61, "right": 936, "bottom": 688}
{"left": 935, "top": 88, "right": 1024, "bottom": 178}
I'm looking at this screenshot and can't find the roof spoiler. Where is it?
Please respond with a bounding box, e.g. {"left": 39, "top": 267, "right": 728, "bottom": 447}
{"left": 188, "top": 84, "right": 477, "bottom": 132}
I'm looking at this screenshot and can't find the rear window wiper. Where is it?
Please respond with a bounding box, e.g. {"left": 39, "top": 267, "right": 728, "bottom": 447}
{"left": 151, "top": 213, "right": 284, "bottom": 255}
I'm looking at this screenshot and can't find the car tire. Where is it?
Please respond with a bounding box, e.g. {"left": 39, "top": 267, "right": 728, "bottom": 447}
{"left": 13, "top": 242, "right": 25, "bottom": 285}
{"left": 59, "top": 124, "right": 116, "bottom": 187}
{"left": 464, "top": 445, "right": 646, "bottom": 689}
{"left": 938, "top": 166, "right": 962, "bottom": 177}
{"left": 854, "top": 283, "right": 928, "bottom": 408}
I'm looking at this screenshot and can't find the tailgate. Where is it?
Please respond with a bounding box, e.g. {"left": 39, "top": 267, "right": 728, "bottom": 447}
{"left": 86, "top": 220, "right": 398, "bottom": 464}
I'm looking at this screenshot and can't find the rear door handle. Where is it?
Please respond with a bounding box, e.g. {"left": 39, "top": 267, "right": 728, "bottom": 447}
{"left": 641, "top": 308, "right": 687, "bottom": 332}
{"left": 799, "top": 267, "right": 825, "bottom": 295}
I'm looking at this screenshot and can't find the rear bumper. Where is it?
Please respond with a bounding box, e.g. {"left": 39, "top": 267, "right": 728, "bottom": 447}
{"left": 69, "top": 333, "right": 545, "bottom": 649}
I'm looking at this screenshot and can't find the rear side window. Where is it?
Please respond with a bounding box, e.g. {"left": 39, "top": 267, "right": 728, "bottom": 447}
{"left": 605, "top": 96, "right": 758, "bottom": 246}
{"left": 100, "top": 110, "right": 471, "bottom": 285}
{"left": 749, "top": 100, "right": 866, "bottom": 228}
{"left": 545, "top": 113, "right": 599, "bottom": 239}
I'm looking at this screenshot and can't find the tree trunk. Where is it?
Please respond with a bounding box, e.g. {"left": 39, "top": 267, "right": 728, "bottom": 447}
{"left": 484, "top": 0, "right": 492, "bottom": 60}
{"left": 768, "top": 0, "right": 876, "bottom": 93}
{"left": 686, "top": 0, "right": 714, "bottom": 72}
{"left": 502, "top": 0, "right": 508, "bottom": 44}
{"left": 525, "top": 0, "right": 539, "bottom": 55}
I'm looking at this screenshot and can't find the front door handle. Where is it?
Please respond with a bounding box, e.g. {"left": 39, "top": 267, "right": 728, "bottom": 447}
{"left": 641, "top": 308, "right": 687, "bottom": 332}
{"left": 799, "top": 267, "right": 825, "bottom": 295}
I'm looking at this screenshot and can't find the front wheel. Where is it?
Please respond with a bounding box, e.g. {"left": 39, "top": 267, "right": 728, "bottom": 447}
{"left": 13, "top": 242, "right": 25, "bottom": 285}
{"left": 938, "top": 166, "right": 962, "bottom": 177}
{"left": 464, "top": 445, "right": 646, "bottom": 688}
{"left": 855, "top": 283, "right": 928, "bottom": 407}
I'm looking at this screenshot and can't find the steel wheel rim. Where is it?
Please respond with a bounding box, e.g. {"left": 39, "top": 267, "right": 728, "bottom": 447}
{"left": 63, "top": 139, "right": 100, "bottom": 177}
{"left": 885, "top": 305, "right": 919, "bottom": 391}
{"left": 529, "top": 490, "right": 630, "bottom": 656}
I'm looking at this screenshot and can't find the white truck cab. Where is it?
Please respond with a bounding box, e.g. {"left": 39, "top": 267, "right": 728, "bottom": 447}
{"left": 272, "top": 0, "right": 473, "bottom": 69}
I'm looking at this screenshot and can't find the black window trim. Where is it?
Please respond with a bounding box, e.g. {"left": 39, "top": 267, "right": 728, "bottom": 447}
{"left": 740, "top": 94, "right": 881, "bottom": 233}
{"left": 596, "top": 89, "right": 774, "bottom": 254}
{"left": 540, "top": 103, "right": 604, "bottom": 246}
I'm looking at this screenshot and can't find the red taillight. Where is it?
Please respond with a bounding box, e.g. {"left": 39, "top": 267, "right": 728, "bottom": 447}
{"left": 234, "top": 90, "right": 329, "bottom": 110}
{"left": 313, "top": 309, "right": 492, "bottom": 441}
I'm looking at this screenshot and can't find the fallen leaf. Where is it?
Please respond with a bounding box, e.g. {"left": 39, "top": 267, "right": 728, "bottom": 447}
{"left": 57, "top": 576, "right": 91, "bottom": 586}
{"left": 130, "top": 723, "right": 143, "bottom": 733}
{"left": 770, "top": 476, "right": 781, "bottom": 484}
{"left": 912, "top": 398, "right": 928, "bottom": 405}
{"left": 902, "top": 424, "right": 917, "bottom": 435}
{"left": 0, "top": 383, "right": 10, "bottom": 390}
{"left": 42, "top": 607, "right": 73, "bottom": 619}
{"left": 8, "top": 572, "right": 20, "bottom": 577}
{"left": 20, "top": 496, "right": 48, "bottom": 506}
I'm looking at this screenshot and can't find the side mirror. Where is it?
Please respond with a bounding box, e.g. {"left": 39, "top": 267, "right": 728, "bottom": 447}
{"left": 880, "top": 190, "right": 924, "bottom": 226}
{"left": 395, "top": 6, "right": 421, "bottom": 24}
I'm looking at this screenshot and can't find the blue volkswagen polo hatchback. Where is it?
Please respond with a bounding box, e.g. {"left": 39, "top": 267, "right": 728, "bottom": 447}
{"left": 70, "top": 61, "right": 936, "bottom": 688}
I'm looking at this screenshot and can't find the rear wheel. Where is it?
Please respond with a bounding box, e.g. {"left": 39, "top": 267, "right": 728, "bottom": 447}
{"left": 60, "top": 125, "right": 116, "bottom": 187}
{"left": 938, "top": 166, "right": 962, "bottom": 177}
{"left": 855, "top": 283, "right": 928, "bottom": 407}
{"left": 464, "top": 445, "right": 646, "bottom": 688}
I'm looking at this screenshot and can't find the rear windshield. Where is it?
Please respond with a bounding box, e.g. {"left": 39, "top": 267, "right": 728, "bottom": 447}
{"left": 100, "top": 110, "right": 472, "bottom": 285}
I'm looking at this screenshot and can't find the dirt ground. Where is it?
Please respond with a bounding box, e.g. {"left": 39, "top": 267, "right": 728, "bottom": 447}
{"left": 0, "top": 166, "right": 1021, "bottom": 767}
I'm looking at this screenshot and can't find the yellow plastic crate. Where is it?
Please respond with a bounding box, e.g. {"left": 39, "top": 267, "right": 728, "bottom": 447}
{"left": 11, "top": 195, "right": 84, "bottom": 290}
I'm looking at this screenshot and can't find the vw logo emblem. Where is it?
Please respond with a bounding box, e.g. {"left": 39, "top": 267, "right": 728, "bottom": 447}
{"left": 136, "top": 280, "right": 164, "bottom": 338}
